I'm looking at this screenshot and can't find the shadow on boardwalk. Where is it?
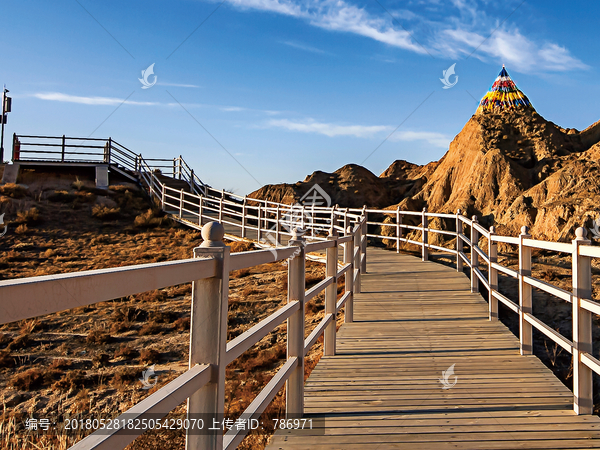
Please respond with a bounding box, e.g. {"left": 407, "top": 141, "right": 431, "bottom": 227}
{"left": 266, "top": 248, "right": 600, "bottom": 449}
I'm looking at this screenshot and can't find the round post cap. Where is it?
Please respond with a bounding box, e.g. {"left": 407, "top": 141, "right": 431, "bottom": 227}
{"left": 200, "top": 222, "right": 226, "bottom": 247}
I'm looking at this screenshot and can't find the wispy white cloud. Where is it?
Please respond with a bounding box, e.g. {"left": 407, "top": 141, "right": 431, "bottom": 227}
{"left": 267, "top": 118, "right": 390, "bottom": 137}
{"left": 157, "top": 82, "right": 201, "bottom": 88}
{"left": 389, "top": 130, "right": 451, "bottom": 148}
{"left": 225, "top": 0, "right": 587, "bottom": 73}
{"left": 266, "top": 117, "right": 451, "bottom": 146}
{"left": 220, "top": 105, "right": 283, "bottom": 115}
{"left": 227, "top": 0, "right": 428, "bottom": 54}
{"left": 32, "top": 92, "right": 159, "bottom": 106}
{"left": 281, "top": 40, "right": 329, "bottom": 54}
{"left": 31, "top": 92, "right": 283, "bottom": 115}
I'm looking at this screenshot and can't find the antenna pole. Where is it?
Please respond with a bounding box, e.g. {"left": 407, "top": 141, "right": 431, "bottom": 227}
{"left": 0, "top": 85, "right": 6, "bottom": 163}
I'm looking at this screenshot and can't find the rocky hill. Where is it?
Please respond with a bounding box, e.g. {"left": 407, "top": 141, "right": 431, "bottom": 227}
{"left": 250, "top": 110, "right": 600, "bottom": 242}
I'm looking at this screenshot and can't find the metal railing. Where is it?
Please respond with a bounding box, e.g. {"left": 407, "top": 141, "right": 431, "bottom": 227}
{"left": 11, "top": 134, "right": 208, "bottom": 196}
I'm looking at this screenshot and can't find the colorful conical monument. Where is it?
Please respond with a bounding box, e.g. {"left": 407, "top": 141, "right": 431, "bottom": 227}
{"left": 476, "top": 65, "right": 534, "bottom": 114}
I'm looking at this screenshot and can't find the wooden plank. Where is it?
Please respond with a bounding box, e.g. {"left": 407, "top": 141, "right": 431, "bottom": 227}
{"left": 266, "top": 249, "right": 600, "bottom": 450}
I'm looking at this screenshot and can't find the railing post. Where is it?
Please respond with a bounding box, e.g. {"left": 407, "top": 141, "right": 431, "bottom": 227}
{"left": 325, "top": 229, "right": 338, "bottom": 356}
{"left": 61, "top": 135, "right": 66, "bottom": 162}
{"left": 311, "top": 203, "right": 315, "bottom": 238}
{"left": 354, "top": 224, "right": 362, "bottom": 294}
{"left": 519, "top": 225, "right": 532, "bottom": 355}
{"left": 330, "top": 205, "right": 337, "bottom": 232}
{"left": 106, "top": 137, "right": 111, "bottom": 164}
{"left": 173, "top": 158, "right": 176, "bottom": 178}
{"left": 179, "top": 189, "right": 184, "bottom": 219}
{"left": 12, "top": 133, "right": 18, "bottom": 161}
{"left": 187, "top": 222, "right": 229, "bottom": 450}
{"left": 257, "top": 204, "right": 262, "bottom": 242}
{"left": 344, "top": 226, "right": 354, "bottom": 323}
{"left": 161, "top": 183, "right": 165, "bottom": 208}
{"left": 276, "top": 205, "right": 281, "bottom": 245}
{"left": 179, "top": 155, "right": 183, "bottom": 180}
{"left": 396, "top": 206, "right": 401, "bottom": 253}
{"left": 219, "top": 190, "right": 224, "bottom": 223}
{"left": 488, "top": 226, "right": 498, "bottom": 321}
{"left": 470, "top": 216, "right": 479, "bottom": 293}
{"left": 361, "top": 209, "right": 367, "bottom": 273}
{"left": 572, "top": 227, "right": 593, "bottom": 415}
{"left": 199, "top": 195, "right": 204, "bottom": 226}
{"left": 190, "top": 168, "right": 194, "bottom": 192}
{"left": 286, "top": 228, "right": 306, "bottom": 419}
{"left": 343, "top": 209, "right": 349, "bottom": 237}
{"left": 421, "top": 207, "right": 428, "bottom": 261}
{"left": 241, "top": 197, "right": 247, "bottom": 239}
{"left": 456, "top": 209, "right": 463, "bottom": 272}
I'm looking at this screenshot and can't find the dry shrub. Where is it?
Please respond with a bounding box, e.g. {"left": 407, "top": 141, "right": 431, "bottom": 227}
{"left": 134, "top": 209, "right": 170, "bottom": 228}
{"left": 47, "top": 190, "right": 76, "bottom": 202}
{"left": 52, "top": 370, "right": 86, "bottom": 391}
{"left": 92, "top": 204, "right": 121, "bottom": 220}
{"left": 75, "top": 191, "right": 96, "bottom": 204}
{"left": 231, "top": 268, "right": 251, "bottom": 278}
{"left": 86, "top": 329, "right": 111, "bottom": 344}
{"left": 242, "top": 286, "right": 261, "bottom": 296}
{"left": 138, "top": 322, "right": 162, "bottom": 336}
{"left": 305, "top": 273, "right": 322, "bottom": 286}
{"left": 42, "top": 248, "right": 59, "bottom": 258}
{"left": 110, "top": 320, "right": 132, "bottom": 333}
{"left": 0, "top": 350, "right": 15, "bottom": 368}
{"left": 305, "top": 301, "right": 319, "bottom": 315}
{"left": 20, "top": 318, "right": 43, "bottom": 335}
{"left": 0, "top": 183, "right": 27, "bottom": 198}
{"left": 139, "top": 348, "right": 160, "bottom": 365}
{"left": 92, "top": 353, "right": 111, "bottom": 368}
{"left": 7, "top": 335, "right": 30, "bottom": 351}
{"left": 15, "top": 224, "right": 28, "bottom": 235}
{"left": 9, "top": 368, "right": 44, "bottom": 390}
{"left": 241, "top": 344, "right": 286, "bottom": 373}
{"left": 15, "top": 207, "right": 40, "bottom": 225}
{"left": 112, "top": 306, "right": 148, "bottom": 322}
{"left": 0, "top": 333, "right": 9, "bottom": 347}
{"left": 112, "top": 367, "right": 140, "bottom": 389}
{"left": 72, "top": 177, "right": 85, "bottom": 190}
{"left": 229, "top": 241, "right": 255, "bottom": 253}
{"left": 173, "top": 316, "right": 190, "bottom": 331}
{"left": 114, "top": 345, "right": 139, "bottom": 359}
{"left": 153, "top": 310, "right": 179, "bottom": 324}
{"left": 50, "top": 358, "right": 73, "bottom": 370}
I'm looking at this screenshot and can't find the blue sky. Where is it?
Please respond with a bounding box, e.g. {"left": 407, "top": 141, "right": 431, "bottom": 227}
{"left": 2, "top": 0, "right": 598, "bottom": 195}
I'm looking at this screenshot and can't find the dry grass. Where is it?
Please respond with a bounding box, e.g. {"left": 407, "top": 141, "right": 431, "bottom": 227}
{"left": 0, "top": 171, "right": 339, "bottom": 450}
{"left": 91, "top": 204, "right": 121, "bottom": 220}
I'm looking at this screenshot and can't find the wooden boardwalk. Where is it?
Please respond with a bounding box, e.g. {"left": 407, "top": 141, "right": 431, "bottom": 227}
{"left": 266, "top": 248, "right": 600, "bottom": 449}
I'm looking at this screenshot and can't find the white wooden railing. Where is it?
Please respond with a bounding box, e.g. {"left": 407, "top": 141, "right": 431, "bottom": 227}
{"left": 0, "top": 211, "right": 366, "bottom": 450}
{"left": 360, "top": 206, "right": 600, "bottom": 417}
